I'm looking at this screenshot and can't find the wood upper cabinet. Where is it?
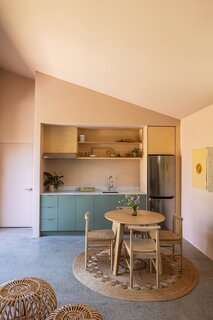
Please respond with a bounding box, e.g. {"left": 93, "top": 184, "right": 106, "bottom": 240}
{"left": 43, "top": 125, "right": 77, "bottom": 153}
{"left": 147, "top": 126, "right": 176, "bottom": 155}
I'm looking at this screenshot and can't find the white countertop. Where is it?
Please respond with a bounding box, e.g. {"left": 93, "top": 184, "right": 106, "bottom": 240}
{"left": 41, "top": 190, "right": 145, "bottom": 195}
{"left": 41, "top": 186, "right": 145, "bottom": 195}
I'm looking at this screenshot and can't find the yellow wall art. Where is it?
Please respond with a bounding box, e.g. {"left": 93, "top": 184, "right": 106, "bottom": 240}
{"left": 192, "top": 148, "right": 207, "bottom": 189}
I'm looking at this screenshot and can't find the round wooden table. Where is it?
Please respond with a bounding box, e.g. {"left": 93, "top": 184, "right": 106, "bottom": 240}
{"left": 105, "top": 209, "right": 165, "bottom": 275}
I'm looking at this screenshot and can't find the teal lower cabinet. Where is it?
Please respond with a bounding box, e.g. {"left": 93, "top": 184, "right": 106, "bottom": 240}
{"left": 111, "top": 195, "right": 125, "bottom": 209}
{"left": 40, "top": 196, "right": 58, "bottom": 231}
{"left": 139, "top": 194, "right": 147, "bottom": 210}
{"left": 76, "top": 196, "right": 94, "bottom": 231}
{"left": 58, "top": 196, "right": 76, "bottom": 231}
{"left": 93, "top": 196, "right": 113, "bottom": 229}
{"left": 40, "top": 194, "right": 147, "bottom": 235}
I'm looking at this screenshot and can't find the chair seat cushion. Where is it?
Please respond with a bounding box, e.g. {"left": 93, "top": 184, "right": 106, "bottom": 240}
{"left": 159, "top": 230, "right": 180, "bottom": 241}
{"left": 124, "top": 238, "right": 156, "bottom": 254}
{"left": 88, "top": 229, "right": 115, "bottom": 241}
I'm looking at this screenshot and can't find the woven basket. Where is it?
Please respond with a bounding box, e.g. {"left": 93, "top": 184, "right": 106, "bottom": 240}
{"left": 46, "top": 304, "right": 104, "bottom": 320}
{"left": 0, "top": 277, "right": 57, "bottom": 320}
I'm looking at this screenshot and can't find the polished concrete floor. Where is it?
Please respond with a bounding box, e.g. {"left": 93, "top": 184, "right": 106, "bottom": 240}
{"left": 0, "top": 228, "right": 212, "bottom": 320}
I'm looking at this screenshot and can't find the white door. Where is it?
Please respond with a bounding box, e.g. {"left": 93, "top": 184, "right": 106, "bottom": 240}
{"left": 0, "top": 143, "right": 33, "bottom": 227}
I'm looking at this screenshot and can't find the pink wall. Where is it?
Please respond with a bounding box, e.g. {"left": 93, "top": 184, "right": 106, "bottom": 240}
{"left": 0, "top": 69, "right": 34, "bottom": 143}
{"left": 181, "top": 104, "right": 213, "bottom": 259}
{"left": 35, "top": 72, "right": 180, "bottom": 127}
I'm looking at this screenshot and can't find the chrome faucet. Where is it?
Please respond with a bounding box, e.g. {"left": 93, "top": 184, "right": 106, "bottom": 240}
{"left": 108, "top": 175, "right": 114, "bottom": 191}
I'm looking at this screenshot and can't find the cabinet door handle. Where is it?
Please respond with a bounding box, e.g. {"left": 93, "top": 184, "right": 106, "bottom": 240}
{"left": 47, "top": 206, "right": 54, "bottom": 208}
{"left": 46, "top": 218, "right": 54, "bottom": 220}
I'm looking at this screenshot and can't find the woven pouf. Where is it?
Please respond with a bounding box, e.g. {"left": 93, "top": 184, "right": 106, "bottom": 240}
{"left": 45, "top": 304, "right": 104, "bottom": 320}
{"left": 0, "top": 277, "right": 57, "bottom": 320}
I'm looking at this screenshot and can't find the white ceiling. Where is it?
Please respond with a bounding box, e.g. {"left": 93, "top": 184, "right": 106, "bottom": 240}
{"left": 1, "top": 0, "right": 213, "bottom": 119}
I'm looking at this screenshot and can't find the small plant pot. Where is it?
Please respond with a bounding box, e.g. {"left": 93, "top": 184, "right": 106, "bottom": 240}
{"left": 49, "top": 185, "right": 55, "bottom": 192}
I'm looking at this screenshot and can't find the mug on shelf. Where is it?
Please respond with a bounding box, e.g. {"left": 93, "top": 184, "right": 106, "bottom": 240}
{"left": 79, "top": 135, "right": 85, "bottom": 142}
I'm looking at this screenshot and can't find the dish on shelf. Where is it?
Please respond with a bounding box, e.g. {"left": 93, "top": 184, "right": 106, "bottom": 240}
{"left": 78, "top": 186, "right": 96, "bottom": 192}
{"left": 90, "top": 154, "right": 96, "bottom": 157}
{"left": 91, "top": 147, "right": 115, "bottom": 157}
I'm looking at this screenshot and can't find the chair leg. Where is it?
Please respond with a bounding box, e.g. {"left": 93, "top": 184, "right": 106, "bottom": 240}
{"left": 156, "top": 257, "right": 159, "bottom": 289}
{"left": 85, "top": 240, "right": 88, "bottom": 270}
{"left": 85, "top": 251, "right": 88, "bottom": 270}
{"left": 110, "top": 241, "right": 114, "bottom": 271}
{"left": 124, "top": 247, "right": 127, "bottom": 273}
{"left": 180, "top": 240, "right": 183, "bottom": 271}
{"left": 172, "top": 244, "right": 175, "bottom": 260}
{"left": 150, "top": 259, "right": 153, "bottom": 273}
{"left": 159, "top": 251, "right": 163, "bottom": 275}
{"left": 130, "top": 253, "right": 133, "bottom": 289}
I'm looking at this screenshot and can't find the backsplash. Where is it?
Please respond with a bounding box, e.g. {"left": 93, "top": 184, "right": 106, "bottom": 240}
{"left": 43, "top": 159, "right": 140, "bottom": 189}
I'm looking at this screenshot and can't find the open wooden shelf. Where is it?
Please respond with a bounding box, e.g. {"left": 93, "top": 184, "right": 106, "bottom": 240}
{"left": 76, "top": 157, "right": 142, "bottom": 160}
{"left": 78, "top": 141, "right": 141, "bottom": 145}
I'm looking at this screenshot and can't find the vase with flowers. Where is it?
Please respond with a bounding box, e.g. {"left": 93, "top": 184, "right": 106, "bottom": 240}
{"left": 119, "top": 194, "right": 140, "bottom": 216}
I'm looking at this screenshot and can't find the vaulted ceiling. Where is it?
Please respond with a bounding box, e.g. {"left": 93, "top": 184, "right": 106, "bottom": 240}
{"left": 1, "top": 0, "right": 213, "bottom": 119}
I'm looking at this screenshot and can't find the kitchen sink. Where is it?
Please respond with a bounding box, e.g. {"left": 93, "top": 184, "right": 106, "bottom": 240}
{"left": 102, "top": 191, "right": 119, "bottom": 193}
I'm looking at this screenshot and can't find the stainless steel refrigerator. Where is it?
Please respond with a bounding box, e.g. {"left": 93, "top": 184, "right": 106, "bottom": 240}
{"left": 147, "top": 155, "right": 176, "bottom": 229}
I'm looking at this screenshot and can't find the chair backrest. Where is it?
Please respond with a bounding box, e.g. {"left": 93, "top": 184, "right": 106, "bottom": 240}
{"left": 128, "top": 225, "right": 160, "bottom": 253}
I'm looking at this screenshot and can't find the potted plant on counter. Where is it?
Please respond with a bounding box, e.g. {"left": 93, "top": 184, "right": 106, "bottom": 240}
{"left": 43, "top": 171, "right": 64, "bottom": 191}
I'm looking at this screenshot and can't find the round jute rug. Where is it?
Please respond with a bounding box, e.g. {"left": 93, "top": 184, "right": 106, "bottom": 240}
{"left": 73, "top": 249, "right": 199, "bottom": 302}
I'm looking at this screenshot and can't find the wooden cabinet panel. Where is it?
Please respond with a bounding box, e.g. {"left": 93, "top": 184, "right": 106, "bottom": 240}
{"left": 43, "top": 125, "right": 77, "bottom": 153}
{"left": 58, "top": 196, "right": 76, "bottom": 231}
{"left": 148, "top": 126, "right": 176, "bottom": 155}
{"left": 76, "top": 196, "right": 94, "bottom": 231}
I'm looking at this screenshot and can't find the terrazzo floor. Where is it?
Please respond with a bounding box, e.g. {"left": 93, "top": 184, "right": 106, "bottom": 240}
{"left": 0, "top": 228, "right": 212, "bottom": 320}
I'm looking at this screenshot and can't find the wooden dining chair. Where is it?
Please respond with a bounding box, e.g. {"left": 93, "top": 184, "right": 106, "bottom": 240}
{"left": 124, "top": 225, "right": 160, "bottom": 289}
{"left": 159, "top": 213, "right": 183, "bottom": 269}
{"left": 85, "top": 212, "right": 116, "bottom": 271}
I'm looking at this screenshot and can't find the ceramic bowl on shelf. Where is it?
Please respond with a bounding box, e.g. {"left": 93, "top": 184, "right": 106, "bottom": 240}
{"left": 90, "top": 154, "right": 96, "bottom": 158}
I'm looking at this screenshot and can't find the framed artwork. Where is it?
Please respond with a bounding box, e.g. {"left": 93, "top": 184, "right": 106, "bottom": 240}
{"left": 192, "top": 148, "right": 207, "bottom": 189}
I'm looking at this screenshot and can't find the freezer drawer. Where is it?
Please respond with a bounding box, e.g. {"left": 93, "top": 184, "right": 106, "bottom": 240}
{"left": 147, "top": 197, "right": 176, "bottom": 230}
